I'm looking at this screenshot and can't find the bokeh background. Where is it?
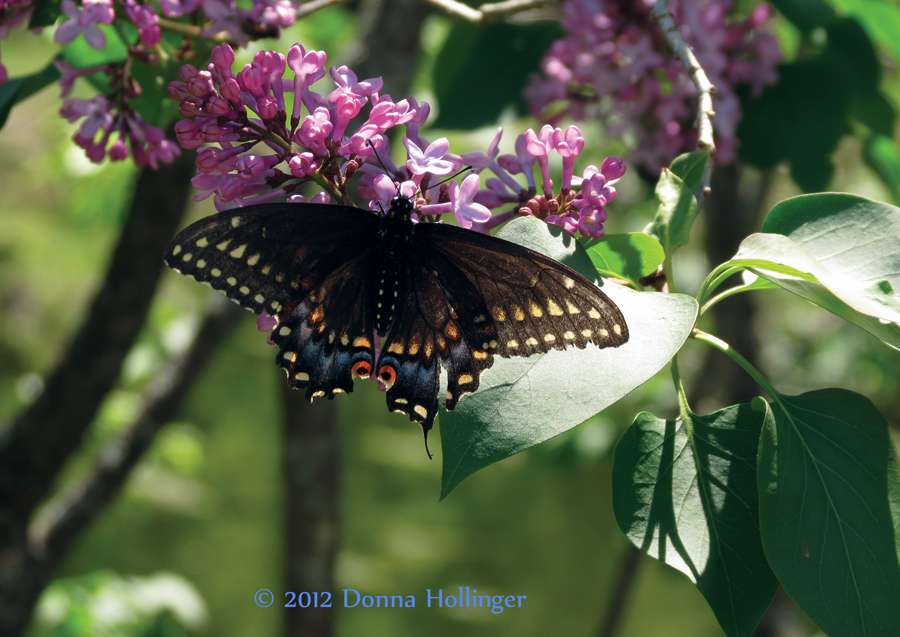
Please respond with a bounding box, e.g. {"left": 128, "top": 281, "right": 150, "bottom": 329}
{"left": 2, "top": 1, "right": 900, "bottom": 635}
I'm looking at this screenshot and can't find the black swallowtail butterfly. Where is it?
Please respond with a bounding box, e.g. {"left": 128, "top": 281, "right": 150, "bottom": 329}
{"left": 164, "top": 196, "right": 629, "bottom": 455}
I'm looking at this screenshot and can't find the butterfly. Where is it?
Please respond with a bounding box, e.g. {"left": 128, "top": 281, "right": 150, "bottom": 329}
{"left": 164, "top": 196, "right": 629, "bottom": 457}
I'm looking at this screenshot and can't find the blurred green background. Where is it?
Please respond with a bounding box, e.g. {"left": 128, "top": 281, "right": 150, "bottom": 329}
{"left": 2, "top": 5, "right": 900, "bottom": 637}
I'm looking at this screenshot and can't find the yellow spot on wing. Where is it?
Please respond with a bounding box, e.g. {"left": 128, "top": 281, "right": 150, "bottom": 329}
{"left": 582, "top": 329, "right": 593, "bottom": 338}
{"left": 255, "top": 294, "right": 265, "bottom": 304}
{"left": 547, "top": 299, "right": 563, "bottom": 315}
{"left": 229, "top": 244, "right": 247, "bottom": 259}
{"left": 544, "top": 334, "right": 556, "bottom": 342}
{"left": 459, "top": 374, "right": 474, "bottom": 384}
{"left": 196, "top": 237, "right": 208, "bottom": 248}
{"left": 388, "top": 341, "right": 404, "bottom": 354}
{"left": 507, "top": 340, "right": 519, "bottom": 349}
{"left": 413, "top": 405, "right": 428, "bottom": 419}
{"left": 614, "top": 324, "right": 622, "bottom": 335}
{"left": 566, "top": 300, "right": 580, "bottom": 314}
{"left": 279, "top": 326, "right": 291, "bottom": 336}
{"left": 563, "top": 276, "right": 575, "bottom": 289}
{"left": 588, "top": 308, "right": 601, "bottom": 319}
{"left": 473, "top": 350, "right": 488, "bottom": 360}
{"left": 526, "top": 337, "right": 538, "bottom": 346}
{"left": 172, "top": 245, "right": 182, "bottom": 255}
{"left": 226, "top": 277, "right": 237, "bottom": 286}
{"left": 210, "top": 268, "right": 221, "bottom": 277}
{"left": 491, "top": 306, "right": 506, "bottom": 321}
{"left": 239, "top": 286, "right": 250, "bottom": 295}
{"left": 529, "top": 302, "right": 543, "bottom": 317}
{"left": 295, "top": 371, "right": 309, "bottom": 381}
{"left": 247, "top": 253, "right": 260, "bottom": 266}
{"left": 284, "top": 351, "right": 297, "bottom": 362}
{"left": 512, "top": 305, "right": 525, "bottom": 321}
{"left": 354, "top": 336, "right": 372, "bottom": 348}
{"left": 216, "top": 239, "right": 231, "bottom": 251}
{"left": 231, "top": 217, "right": 241, "bottom": 227}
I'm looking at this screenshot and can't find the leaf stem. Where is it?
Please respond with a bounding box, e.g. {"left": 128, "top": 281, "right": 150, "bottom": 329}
{"left": 670, "top": 355, "right": 693, "bottom": 421}
{"left": 696, "top": 263, "right": 742, "bottom": 308}
{"left": 691, "top": 329, "right": 780, "bottom": 401}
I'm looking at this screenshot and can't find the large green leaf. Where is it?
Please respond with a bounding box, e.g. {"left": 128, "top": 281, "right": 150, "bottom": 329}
{"left": 758, "top": 389, "right": 900, "bottom": 636}
{"left": 439, "top": 217, "right": 698, "bottom": 498}
{"left": 714, "top": 193, "right": 900, "bottom": 348}
{"left": 583, "top": 232, "right": 665, "bottom": 288}
{"left": 613, "top": 400, "right": 779, "bottom": 637}
{"left": 729, "top": 233, "right": 900, "bottom": 349}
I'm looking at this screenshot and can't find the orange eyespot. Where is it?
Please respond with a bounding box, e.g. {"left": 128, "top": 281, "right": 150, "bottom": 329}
{"left": 352, "top": 361, "right": 372, "bottom": 379}
{"left": 377, "top": 365, "right": 397, "bottom": 387}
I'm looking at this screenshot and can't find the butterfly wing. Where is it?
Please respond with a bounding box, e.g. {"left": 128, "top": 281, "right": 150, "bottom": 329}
{"left": 413, "top": 222, "right": 628, "bottom": 409}
{"left": 164, "top": 203, "right": 381, "bottom": 399}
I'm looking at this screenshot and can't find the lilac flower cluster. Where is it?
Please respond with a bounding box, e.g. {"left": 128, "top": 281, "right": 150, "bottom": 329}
{"left": 168, "top": 42, "right": 626, "bottom": 240}
{"left": 526, "top": 0, "right": 781, "bottom": 171}
{"left": 55, "top": 60, "right": 181, "bottom": 167}
{"left": 0, "top": 0, "right": 309, "bottom": 165}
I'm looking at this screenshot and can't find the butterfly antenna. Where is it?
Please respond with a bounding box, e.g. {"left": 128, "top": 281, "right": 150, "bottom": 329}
{"left": 425, "top": 166, "right": 474, "bottom": 193}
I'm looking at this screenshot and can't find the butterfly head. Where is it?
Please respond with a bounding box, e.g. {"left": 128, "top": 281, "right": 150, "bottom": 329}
{"left": 387, "top": 195, "right": 415, "bottom": 221}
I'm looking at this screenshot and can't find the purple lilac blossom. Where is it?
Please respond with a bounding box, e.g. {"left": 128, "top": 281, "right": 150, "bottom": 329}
{"left": 168, "top": 42, "right": 625, "bottom": 240}
{"left": 526, "top": 0, "right": 781, "bottom": 172}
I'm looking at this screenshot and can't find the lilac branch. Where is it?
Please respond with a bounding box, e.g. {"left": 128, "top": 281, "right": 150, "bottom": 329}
{"left": 27, "top": 298, "right": 243, "bottom": 588}
{"left": 296, "top": 0, "right": 344, "bottom": 18}
{"left": 423, "top": 0, "right": 548, "bottom": 23}
{"left": 650, "top": 0, "right": 716, "bottom": 196}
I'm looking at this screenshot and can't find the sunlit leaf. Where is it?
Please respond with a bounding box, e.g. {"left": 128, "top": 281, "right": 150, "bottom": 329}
{"left": 439, "top": 217, "right": 698, "bottom": 498}
{"left": 583, "top": 232, "right": 665, "bottom": 287}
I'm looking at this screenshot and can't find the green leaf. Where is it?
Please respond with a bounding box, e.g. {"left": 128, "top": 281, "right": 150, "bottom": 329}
{"left": 0, "top": 63, "right": 61, "bottom": 130}
{"left": 439, "top": 217, "right": 698, "bottom": 498}
{"left": 762, "top": 193, "right": 900, "bottom": 323}
{"left": 613, "top": 400, "right": 779, "bottom": 637}
{"left": 829, "top": 0, "right": 900, "bottom": 63}
{"left": 669, "top": 151, "right": 708, "bottom": 191}
{"left": 759, "top": 389, "right": 900, "bottom": 637}
{"left": 583, "top": 232, "right": 665, "bottom": 287}
{"left": 432, "top": 21, "right": 563, "bottom": 129}
{"left": 644, "top": 169, "right": 699, "bottom": 256}
{"left": 769, "top": 0, "right": 836, "bottom": 34}
{"left": 729, "top": 233, "right": 900, "bottom": 349}
{"left": 28, "top": 0, "right": 62, "bottom": 28}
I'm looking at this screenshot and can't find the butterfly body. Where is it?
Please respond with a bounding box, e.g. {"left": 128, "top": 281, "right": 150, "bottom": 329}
{"left": 164, "top": 198, "right": 629, "bottom": 452}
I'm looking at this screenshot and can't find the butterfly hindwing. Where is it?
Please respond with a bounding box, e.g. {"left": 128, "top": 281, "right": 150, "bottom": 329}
{"left": 272, "top": 249, "right": 379, "bottom": 399}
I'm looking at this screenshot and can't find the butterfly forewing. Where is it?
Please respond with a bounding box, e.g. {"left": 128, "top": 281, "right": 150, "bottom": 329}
{"left": 415, "top": 223, "right": 628, "bottom": 407}
{"left": 164, "top": 204, "right": 380, "bottom": 316}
